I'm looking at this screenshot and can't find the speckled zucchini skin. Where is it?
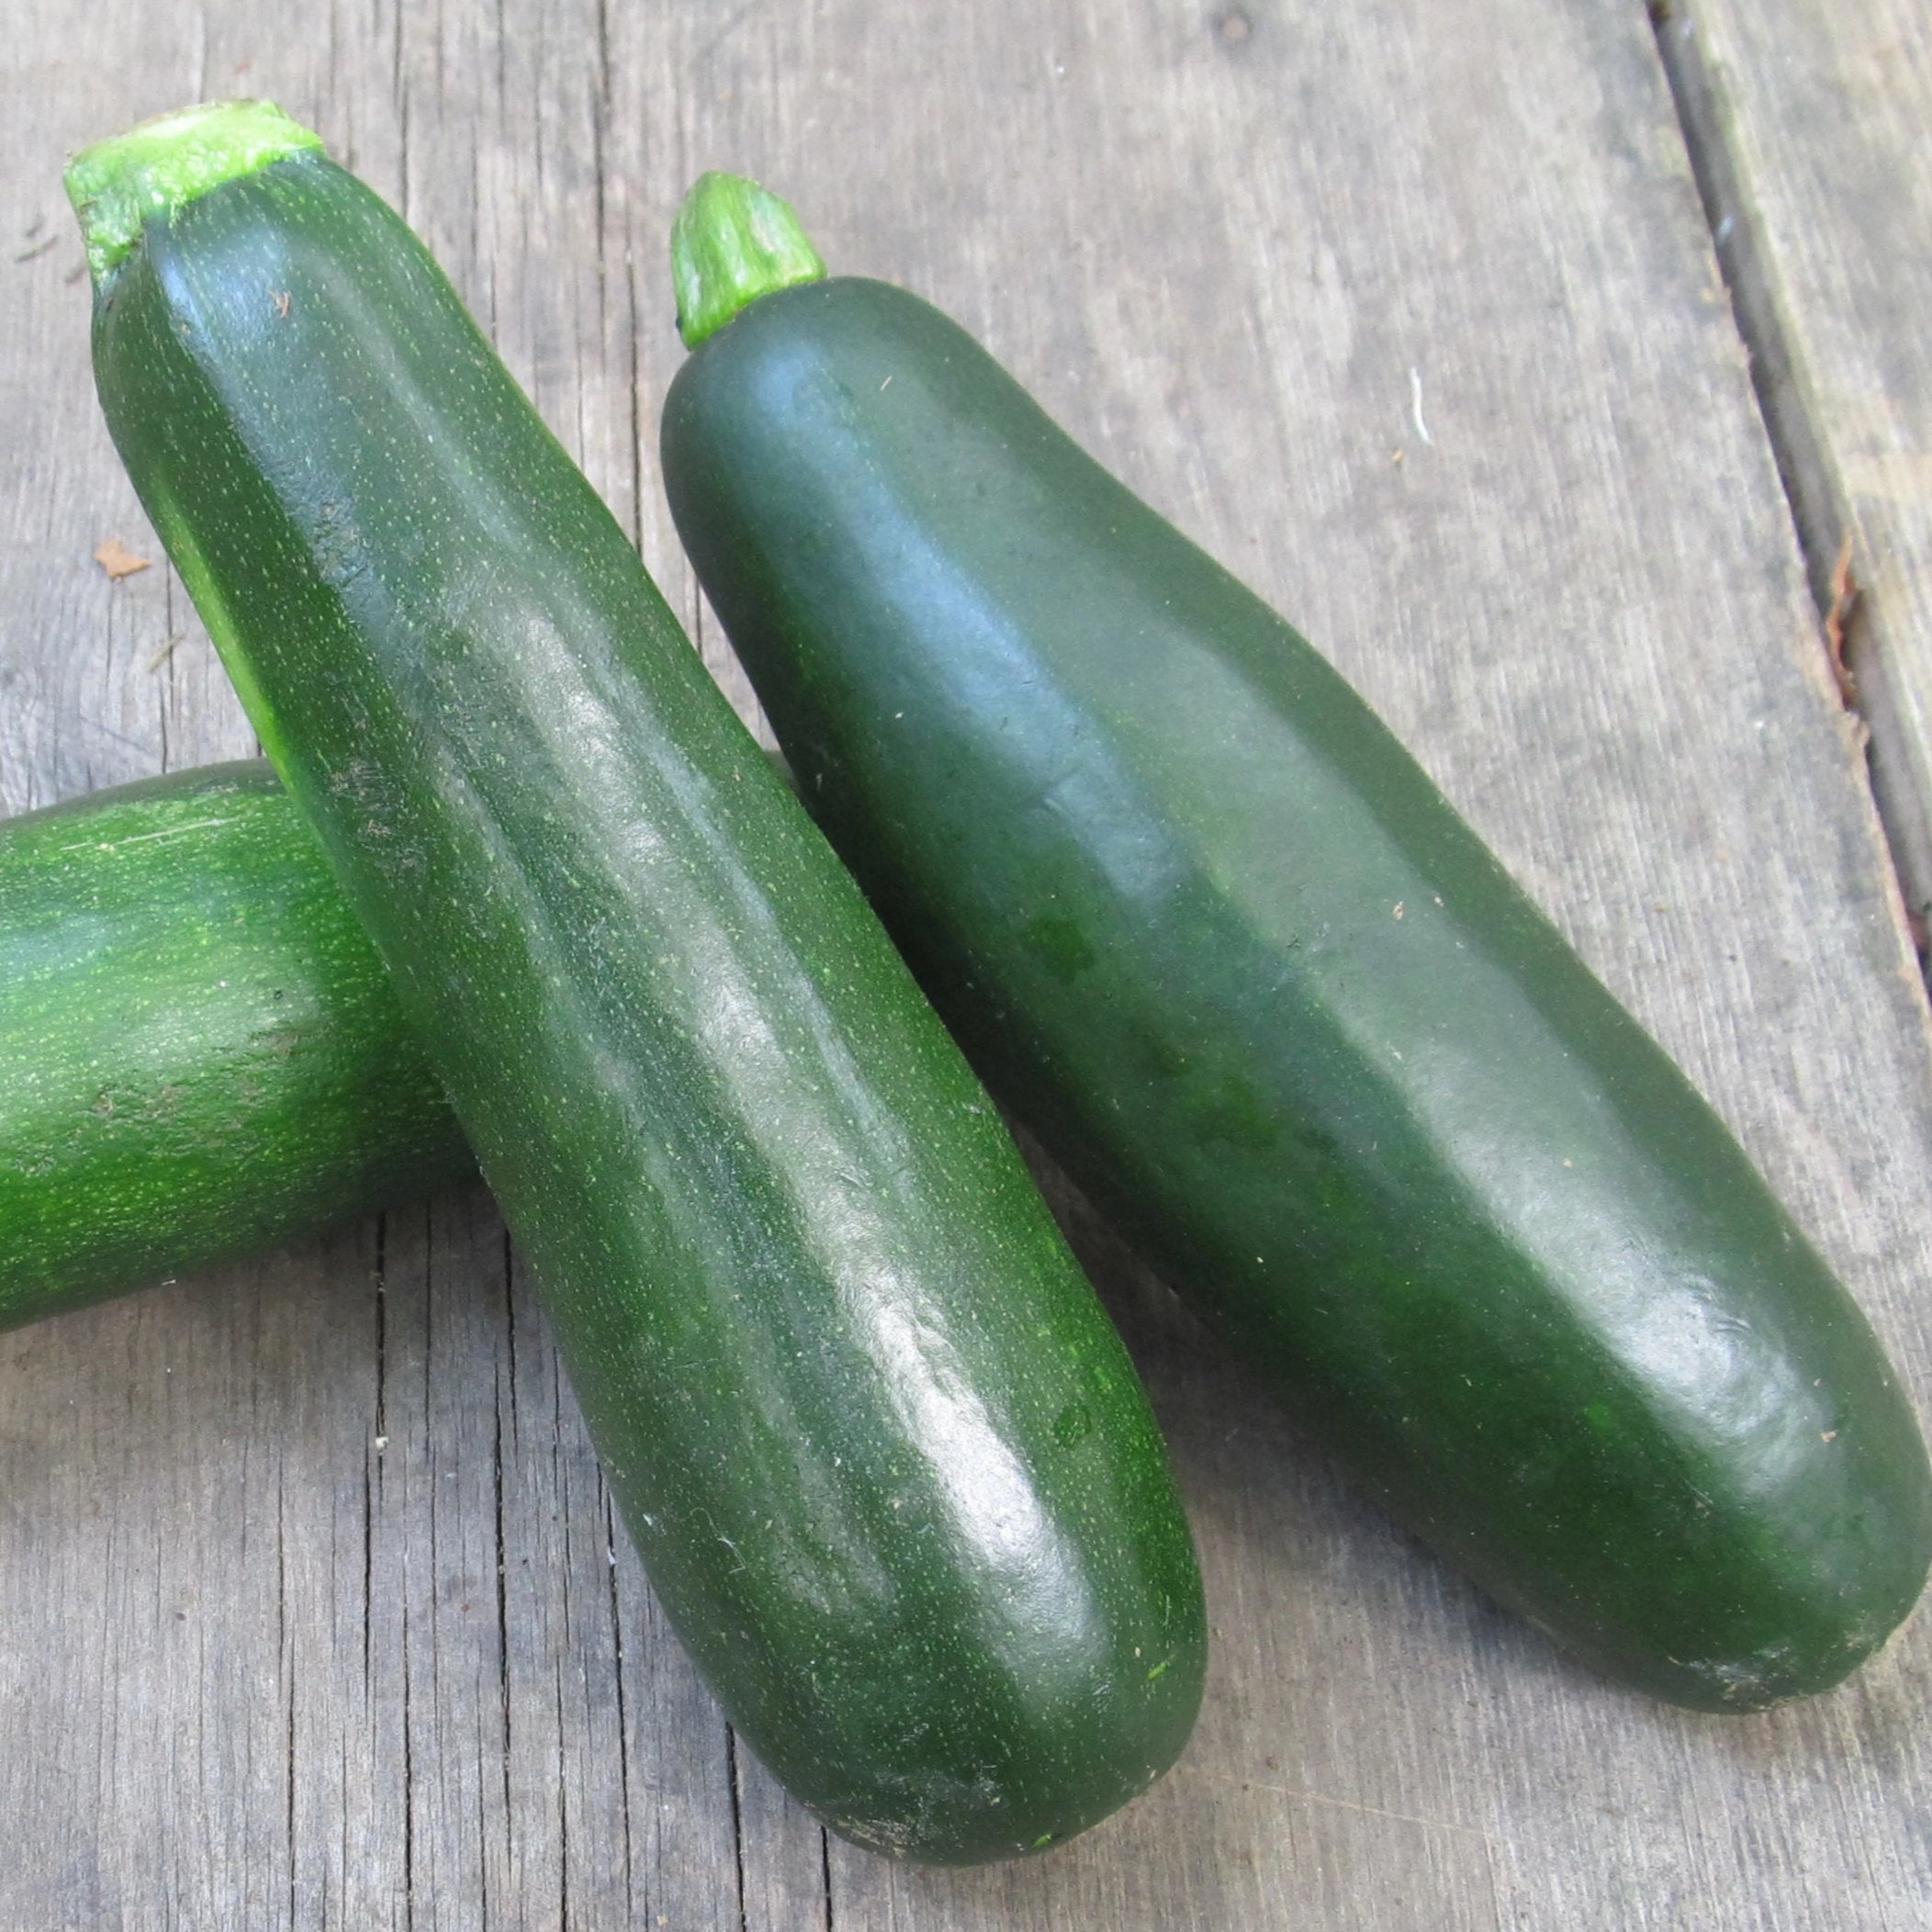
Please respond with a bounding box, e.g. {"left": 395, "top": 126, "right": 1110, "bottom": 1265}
{"left": 0, "top": 760, "right": 468, "bottom": 1329}
{"left": 661, "top": 273, "right": 1932, "bottom": 1711}
{"left": 84, "top": 148, "right": 1202, "bottom": 1860}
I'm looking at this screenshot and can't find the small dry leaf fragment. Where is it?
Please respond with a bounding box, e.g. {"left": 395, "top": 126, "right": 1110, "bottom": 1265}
{"left": 94, "top": 536, "right": 152, "bottom": 579}
{"left": 1824, "top": 531, "right": 1860, "bottom": 707}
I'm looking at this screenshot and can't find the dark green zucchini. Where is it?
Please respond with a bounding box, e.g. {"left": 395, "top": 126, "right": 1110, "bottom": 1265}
{"left": 659, "top": 174, "right": 1932, "bottom": 1712}
{"left": 69, "top": 104, "right": 1202, "bottom": 1862}
{"left": 0, "top": 760, "right": 470, "bottom": 1330}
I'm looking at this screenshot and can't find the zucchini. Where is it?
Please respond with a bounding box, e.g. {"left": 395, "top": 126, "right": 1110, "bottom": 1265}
{"left": 0, "top": 760, "right": 470, "bottom": 1329}
{"left": 69, "top": 104, "right": 1203, "bottom": 1863}
{"left": 659, "top": 174, "right": 1932, "bottom": 1711}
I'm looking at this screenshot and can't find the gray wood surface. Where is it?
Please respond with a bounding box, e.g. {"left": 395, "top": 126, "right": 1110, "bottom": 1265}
{"left": 1655, "top": 0, "right": 1932, "bottom": 929}
{"left": 3, "top": 2, "right": 1929, "bottom": 1926}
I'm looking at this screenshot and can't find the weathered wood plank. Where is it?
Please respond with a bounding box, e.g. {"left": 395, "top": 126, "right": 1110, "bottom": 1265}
{"left": 2, "top": 0, "right": 1929, "bottom": 1926}
{"left": 1654, "top": 0, "right": 1932, "bottom": 929}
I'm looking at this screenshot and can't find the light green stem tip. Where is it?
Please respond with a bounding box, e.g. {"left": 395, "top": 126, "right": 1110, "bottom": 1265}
{"left": 65, "top": 99, "right": 325, "bottom": 284}
{"left": 671, "top": 172, "right": 826, "bottom": 349}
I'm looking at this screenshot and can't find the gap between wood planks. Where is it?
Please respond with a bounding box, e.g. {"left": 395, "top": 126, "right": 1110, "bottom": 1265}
{"left": 1646, "top": 0, "right": 1932, "bottom": 960}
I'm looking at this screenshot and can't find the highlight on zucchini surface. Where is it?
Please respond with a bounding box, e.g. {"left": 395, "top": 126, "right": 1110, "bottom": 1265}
{"left": 661, "top": 171, "right": 1932, "bottom": 1714}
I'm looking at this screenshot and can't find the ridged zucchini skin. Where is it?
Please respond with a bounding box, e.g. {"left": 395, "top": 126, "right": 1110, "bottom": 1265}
{"left": 0, "top": 761, "right": 469, "bottom": 1330}
{"left": 662, "top": 274, "right": 1932, "bottom": 1711}
{"left": 83, "top": 140, "right": 1202, "bottom": 1860}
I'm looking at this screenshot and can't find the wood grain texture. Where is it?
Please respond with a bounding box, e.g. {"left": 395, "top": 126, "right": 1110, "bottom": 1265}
{"left": 1653, "top": 0, "right": 1932, "bottom": 927}
{"left": 2, "top": 1, "right": 1929, "bottom": 1926}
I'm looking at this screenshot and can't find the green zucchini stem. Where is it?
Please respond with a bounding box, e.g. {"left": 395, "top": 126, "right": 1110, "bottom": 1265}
{"left": 671, "top": 172, "right": 826, "bottom": 348}
{"left": 64, "top": 99, "right": 324, "bottom": 285}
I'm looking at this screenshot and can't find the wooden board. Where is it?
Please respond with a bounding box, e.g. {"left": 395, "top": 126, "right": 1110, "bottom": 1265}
{"left": 3, "top": 2, "right": 1929, "bottom": 1926}
{"left": 1653, "top": 0, "right": 1932, "bottom": 924}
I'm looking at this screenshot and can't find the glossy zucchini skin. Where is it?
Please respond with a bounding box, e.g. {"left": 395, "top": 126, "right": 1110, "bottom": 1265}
{"left": 84, "top": 142, "right": 1202, "bottom": 1860}
{"left": 0, "top": 761, "right": 470, "bottom": 1329}
{"left": 662, "top": 274, "right": 1932, "bottom": 1711}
